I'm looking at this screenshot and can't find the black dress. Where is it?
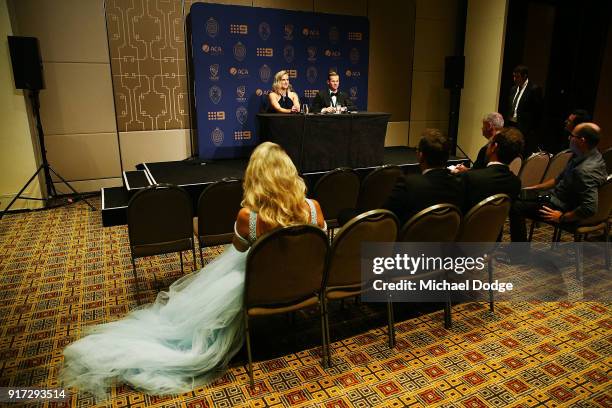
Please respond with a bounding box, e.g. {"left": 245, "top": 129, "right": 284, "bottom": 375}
{"left": 268, "top": 93, "right": 293, "bottom": 112}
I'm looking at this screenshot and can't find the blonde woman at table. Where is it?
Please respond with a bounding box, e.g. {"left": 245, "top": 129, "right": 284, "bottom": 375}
{"left": 61, "top": 142, "right": 325, "bottom": 397}
{"left": 268, "top": 70, "right": 300, "bottom": 113}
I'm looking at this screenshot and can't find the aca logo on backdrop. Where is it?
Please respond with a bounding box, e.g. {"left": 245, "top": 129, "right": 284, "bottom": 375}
{"left": 301, "top": 27, "right": 320, "bottom": 39}
{"left": 324, "top": 49, "right": 341, "bottom": 59}
{"left": 202, "top": 44, "right": 223, "bottom": 56}
{"left": 229, "top": 67, "right": 249, "bottom": 79}
{"left": 345, "top": 69, "right": 361, "bottom": 78}
{"left": 255, "top": 89, "right": 271, "bottom": 96}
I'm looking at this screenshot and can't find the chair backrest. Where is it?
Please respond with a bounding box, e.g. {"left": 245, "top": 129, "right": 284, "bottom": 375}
{"left": 245, "top": 225, "right": 328, "bottom": 308}
{"left": 196, "top": 178, "right": 243, "bottom": 245}
{"left": 542, "top": 150, "right": 572, "bottom": 182}
{"left": 312, "top": 168, "right": 360, "bottom": 223}
{"left": 578, "top": 175, "right": 612, "bottom": 226}
{"left": 519, "top": 153, "right": 550, "bottom": 187}
{"left": 356, "top": 165, "right": 403, "bottom": 212}
{"left": 127, "top": 184, "right": 194, "bottom": 256}
{"left": 602, "top": 147, "right": 612, "bottom": 175}
{"left": 325, "top": 209, "right": 398, "bottom": 290}
{"left": 399, "top": 204, "right": 462, "bottom": 242}
{"left": 457, "top": 194, "right": 511, "bottom": 243}
{"left": 509, "top": 157, "right": 522, "bottom": 176}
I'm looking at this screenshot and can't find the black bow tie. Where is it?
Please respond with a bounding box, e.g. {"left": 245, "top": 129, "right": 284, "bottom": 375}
{"left": 330, "top": 92, "right": 337, "bottom": 97}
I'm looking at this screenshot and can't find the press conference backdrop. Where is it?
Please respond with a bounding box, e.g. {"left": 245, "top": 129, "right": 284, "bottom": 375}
{"left": 190, "top": 3, "right": 369, "bottom": 160}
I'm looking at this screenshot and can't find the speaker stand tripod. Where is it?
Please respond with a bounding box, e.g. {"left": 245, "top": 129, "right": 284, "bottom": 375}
{"left": 0, "top": 90, "right": 96, "bottom": 220}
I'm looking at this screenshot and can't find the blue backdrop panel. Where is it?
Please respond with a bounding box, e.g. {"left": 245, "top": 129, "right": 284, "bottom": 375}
{"left": 190, "top": 3, "right": 369, "bottom": 159}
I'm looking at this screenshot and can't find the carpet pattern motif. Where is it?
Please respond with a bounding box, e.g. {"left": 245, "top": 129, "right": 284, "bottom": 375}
{"left": 0, "top": 200, "right": 610, "bottom": 407}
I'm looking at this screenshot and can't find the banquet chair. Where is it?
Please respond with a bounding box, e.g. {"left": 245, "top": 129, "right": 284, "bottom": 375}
{"left": 456, "top": 194, "right": 511, "bottom": 313}
{"left": 602, "top": 147, "right": 612, "bottom": 175}
{"left": 541, "top": 150, "right": 572, "bottom": 182}
{"left": 311, "top": 167, "right": 360, "bottom": 239}
{"left": 322, "top": 209, "right": 398, "bottom": 363}
{"left": 243, "top": 225, "right": 329, "bottom": 385}
{"left": 527, "top": 175, "right": 612, "bottom": 277}
{"left": 127, "top": 184, "right": 196, "bottom": 286}
{"left": 356, "top": 165, "right": 402, "bottom": 212}
{"left": 398, "top": 204, "right": 462, "bottom": 330}
{"left": 195, "top": 178, "right": 243, "bottom": 267}
{"left": 509, "top": 157, "right": 522, "bottom": 176}
{"left": 519, "top": 152, "right": 550, "bottom": 187}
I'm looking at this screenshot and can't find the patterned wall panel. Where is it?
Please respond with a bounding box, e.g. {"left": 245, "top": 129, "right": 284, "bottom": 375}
{"left": 106, "top": 0, "right": 189, "bottom": 131}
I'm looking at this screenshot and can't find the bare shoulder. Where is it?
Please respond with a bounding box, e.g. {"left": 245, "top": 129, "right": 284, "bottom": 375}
{"left": 309, "top": 199, "right": 326, "bottom": 228}
{"left": 235, "top": 208, "right": 251, "bottom": 238}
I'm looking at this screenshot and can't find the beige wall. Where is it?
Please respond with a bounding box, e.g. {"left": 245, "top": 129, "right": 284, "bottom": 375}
{"left": 457, "top": 0, "right": 508, "bottom": 161}
{"left": 408, "top": 0, "right": 457, "bottom": 146}
{"left": 9, "top": 0, "right": 122, "bottom": 194}
{"left": 6, "top": 0, "right": 457, "bottom": 196}
{"left": 0, "top": 0, "right": 42, "bottom": 211}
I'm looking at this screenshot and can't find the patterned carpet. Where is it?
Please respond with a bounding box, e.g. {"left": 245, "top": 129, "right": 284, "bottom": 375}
{"left": 0, "top": 199, "right": 610, "bottom": 407}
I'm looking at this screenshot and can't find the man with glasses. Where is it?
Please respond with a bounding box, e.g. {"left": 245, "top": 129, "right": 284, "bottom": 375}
{"left": 509, "top": 122, "right": 607, "bottom": 243}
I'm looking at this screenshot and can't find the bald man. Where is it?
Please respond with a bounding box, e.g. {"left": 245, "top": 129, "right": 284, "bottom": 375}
{"left": 509, "top": 122, "right": 608, "bottom": 242}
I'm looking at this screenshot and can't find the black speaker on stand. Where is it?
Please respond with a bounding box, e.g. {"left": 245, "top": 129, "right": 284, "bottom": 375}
{"left": 1, "top": 36, "right": 95, "bottom": 219}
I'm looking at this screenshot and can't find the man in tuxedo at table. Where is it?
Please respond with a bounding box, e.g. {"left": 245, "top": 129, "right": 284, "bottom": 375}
{"left": 383, "top": 129, "right": 464, "bottom": 227}
{"left": 505, "top": 65, "right": 543, "bottom": 156}
{"left": 311, "top": 71, "right": 357, "bottom": 113}
{"left": 461, "top": 127, "right": 524, "bottom": 213}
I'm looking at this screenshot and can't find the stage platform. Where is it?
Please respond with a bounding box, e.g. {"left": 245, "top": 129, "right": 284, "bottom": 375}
{"left": 101, "top": 147, "right": 468, "bottom": 226}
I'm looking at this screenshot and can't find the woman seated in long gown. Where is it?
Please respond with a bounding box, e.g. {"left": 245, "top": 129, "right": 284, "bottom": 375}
{"left": 61, "top": 142, "right": 325, "bottom": 397}
{"left": 268, "top": 70, "right": 301, "bottom": 113}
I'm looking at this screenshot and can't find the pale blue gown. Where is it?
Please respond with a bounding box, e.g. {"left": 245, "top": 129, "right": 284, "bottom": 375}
{"left": 61, "top": 200, "right": 320, "bottom": 397}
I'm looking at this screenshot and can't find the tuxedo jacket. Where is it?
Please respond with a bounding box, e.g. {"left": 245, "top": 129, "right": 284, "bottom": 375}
{"left": 461, "top": 164, "right": 521, "bottom": 213}
{"left": 506, "top": 81, "right": 543, "bottom": 133}
{"left": 383, "top": 168, "right": 465, "bottom": 227}
{"left": 311, "top": 89, "right": 356, "bottom": 113}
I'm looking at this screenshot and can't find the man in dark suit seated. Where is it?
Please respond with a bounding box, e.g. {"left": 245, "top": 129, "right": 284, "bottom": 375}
{"left": 383, "top": 129, "right": 464, "bottom": 227}
{"left": 509, "top": 122, "right": 607, "bottom": 242}
{"left": 461, "top": 127, "right": 524, "bottom": 213}
{"left": 453, "top": 112, "right": 504, "bottom": 174}
{"left": 311, "top": 71, "right": 357, "bottom": 113}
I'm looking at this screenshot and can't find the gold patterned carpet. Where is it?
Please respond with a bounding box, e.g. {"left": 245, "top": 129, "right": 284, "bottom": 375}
{"left": 0, "top": 199, "right": 610, "bottom": 407}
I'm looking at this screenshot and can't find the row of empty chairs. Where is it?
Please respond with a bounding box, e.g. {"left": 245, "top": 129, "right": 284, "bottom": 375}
{"left": 509, "top": 149, "right": 573, "bottom": 187}
{"left": 127, "top": 163, "right": 406, "bottom": 280}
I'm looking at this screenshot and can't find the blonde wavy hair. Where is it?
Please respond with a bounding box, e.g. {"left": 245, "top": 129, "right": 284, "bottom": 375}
{"left": 272, "top": 70, "right": 293, "bottom": 94}
{"left": 242, "top": 142, "right": 309, "bottom": 227}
